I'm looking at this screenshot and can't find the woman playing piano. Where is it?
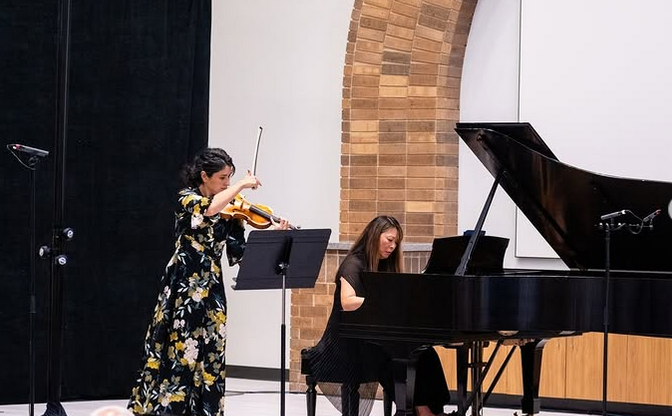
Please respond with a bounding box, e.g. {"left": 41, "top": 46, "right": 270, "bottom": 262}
{"left": 306, "top": 215, "right": 452, "bottom": 416}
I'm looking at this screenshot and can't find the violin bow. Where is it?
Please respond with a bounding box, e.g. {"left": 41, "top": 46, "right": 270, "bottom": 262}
{"left": 247, "top": 125, "right": 300, "bottom": 229}
{"left": 251, "top": 126, "right": 263, "bottom": 176}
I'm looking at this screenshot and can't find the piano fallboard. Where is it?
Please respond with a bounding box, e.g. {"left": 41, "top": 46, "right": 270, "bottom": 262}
{"left": 340, "top": 271, "right": 672, "bottom": 342}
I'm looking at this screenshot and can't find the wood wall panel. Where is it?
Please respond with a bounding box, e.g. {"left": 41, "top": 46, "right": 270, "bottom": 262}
{"left": 435, "top": 334, "right": 672, "bottom": 406}
{"left": 626, "top": 336, "right": 672, "bottom": 404}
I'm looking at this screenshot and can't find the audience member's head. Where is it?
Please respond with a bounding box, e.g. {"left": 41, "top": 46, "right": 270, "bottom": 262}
{"left": 90, "top": 405, "right": 134, "bottom": 416}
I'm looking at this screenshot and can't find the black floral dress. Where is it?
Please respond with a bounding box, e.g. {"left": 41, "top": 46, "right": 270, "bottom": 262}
{"left": 128, "top": 188, "right": 245, "bottom": 416}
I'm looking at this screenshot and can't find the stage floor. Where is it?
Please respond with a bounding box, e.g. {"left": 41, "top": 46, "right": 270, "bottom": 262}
{"left": 0, "top": 378, "right": 577, "bottom": 416}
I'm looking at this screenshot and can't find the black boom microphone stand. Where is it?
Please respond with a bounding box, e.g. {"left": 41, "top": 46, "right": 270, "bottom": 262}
{"left": 41, "top": 0, "right": 75, "bottom": 413}
{"left": 598, "top": 208, "right": 660, "bottom": 416}
{"left": 6, "top": 144, "right": 50, "bottom": 416}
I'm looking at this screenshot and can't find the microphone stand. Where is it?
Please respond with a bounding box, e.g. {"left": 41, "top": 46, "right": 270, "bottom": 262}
{"left": 6, "top": 147, "right": 46, "bottom": 416}
{"left": 29, "top": 157, "right": 38, "bottom": 416}
{"left": 598, "top": 209, "right": 657, "bottom": 416}
{"left": 42, "top": 0, "right": 74, "bottom": 413}
{"left": 599, "top": 218, "right": 621, "bottom": 416}
{"left": 28, "top": 156, "right": 41, "bottom": 416}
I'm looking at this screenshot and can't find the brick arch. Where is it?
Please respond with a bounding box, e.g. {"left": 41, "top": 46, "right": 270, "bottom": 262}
{"left": 340, "top": 0, "right": 478, "bottom": 243}
{"left": 288, "top": 0, "right": 478, "bottom": 392}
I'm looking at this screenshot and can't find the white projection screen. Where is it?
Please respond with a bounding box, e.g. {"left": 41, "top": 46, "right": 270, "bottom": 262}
{"left": 515, "top": 0, "right": 672, "bottom": 258}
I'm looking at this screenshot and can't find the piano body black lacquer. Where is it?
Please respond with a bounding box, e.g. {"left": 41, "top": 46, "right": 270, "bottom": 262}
{"left": 340, "top": 122, "right": 672, "bottom": 416}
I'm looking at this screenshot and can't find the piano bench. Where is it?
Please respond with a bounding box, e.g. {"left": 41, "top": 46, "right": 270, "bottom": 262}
{"left": 300, "top": 348, "right": 393, "bottom": 416}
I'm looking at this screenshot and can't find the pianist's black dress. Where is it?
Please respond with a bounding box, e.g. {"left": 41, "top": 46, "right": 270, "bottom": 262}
{"left": 306, "top": 250, "right": 450, "bottom": 416}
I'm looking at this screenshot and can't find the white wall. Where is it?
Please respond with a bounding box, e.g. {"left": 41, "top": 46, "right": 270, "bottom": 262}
{"left": 520, "top": 0, "right": 672, "bottom": 184}
{"left": 460, "top": 0, "right": 672, "bottom": 269}
{"left": 209, "top": 2, "right": 352, "bottom": 369}
{"left": 212, "top": 0, "right": 672, "bottom": 370}
{"left": 459, "top": 0, "right": 561, "bottom": 270}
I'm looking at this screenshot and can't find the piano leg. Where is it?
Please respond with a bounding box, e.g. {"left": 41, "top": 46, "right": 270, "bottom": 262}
{"left": 391, "top": 351, "right": 420, "bottom": 416}
{"left": 383, "top": 390, "right": 393, "bottom": 416}
{"left": 520, "top": 339, "right": 548, "bottom": 415}
{"left": 305, "top": 374, "right": 317, "bottom": 416}
{"left": 455, "top": 345, "right": 469, "bottom": 416}
{"left": 341, "top": 382, "right": 360, "bottom": 416}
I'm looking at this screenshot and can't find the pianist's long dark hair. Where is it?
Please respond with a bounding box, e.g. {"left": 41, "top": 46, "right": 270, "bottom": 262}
{"left": 348, "top": 215, "right": 404, "bottom": 273}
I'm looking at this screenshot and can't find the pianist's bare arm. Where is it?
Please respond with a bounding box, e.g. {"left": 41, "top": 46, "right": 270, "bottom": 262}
{"left": 340, "top": 277, "right": 364, "bottom": 311}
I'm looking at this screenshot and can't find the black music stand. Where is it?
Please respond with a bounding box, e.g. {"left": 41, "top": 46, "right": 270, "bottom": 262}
{"left": 233, "top": 228, "right": 331, "bottom": 416}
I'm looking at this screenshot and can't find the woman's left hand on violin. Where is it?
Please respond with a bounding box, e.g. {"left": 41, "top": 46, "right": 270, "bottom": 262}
{"left": 272, "top": 218, "right": 290, "bottom": 230}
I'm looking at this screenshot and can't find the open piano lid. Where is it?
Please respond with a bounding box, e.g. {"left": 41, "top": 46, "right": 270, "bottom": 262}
{"left": 455, "top": 122, "right": 672, "bottom": 272}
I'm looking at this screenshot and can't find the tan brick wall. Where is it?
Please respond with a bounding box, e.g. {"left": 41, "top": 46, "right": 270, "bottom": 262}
{"left": 341, "top": 0, "right": 477, "bottom": 243}
{"left": 289, "top": 0, "right": 478, "bottom": 394}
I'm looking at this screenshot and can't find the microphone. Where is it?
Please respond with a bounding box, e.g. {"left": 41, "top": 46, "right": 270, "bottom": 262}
{"left": 9, "top": 143, "right": 49, "bottom": 158}
{"left": 642, "top": 209, "right": 661, "bottom": 223}
{"left": 600, "top": 210, "right": 627, "bottom": 221}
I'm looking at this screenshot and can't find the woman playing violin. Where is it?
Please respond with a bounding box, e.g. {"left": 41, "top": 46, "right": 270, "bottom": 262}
{"left": 128, "top": 147, "right": 288, "bottom": 416}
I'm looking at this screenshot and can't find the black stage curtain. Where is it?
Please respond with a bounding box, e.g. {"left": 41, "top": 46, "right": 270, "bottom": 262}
{"left": 0, "top": 0, "right": 211, "bottom": 403}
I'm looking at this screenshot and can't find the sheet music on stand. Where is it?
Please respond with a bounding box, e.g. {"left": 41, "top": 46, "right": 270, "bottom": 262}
{"left": 231, "top": 228, "right": 331, "bottom": 416}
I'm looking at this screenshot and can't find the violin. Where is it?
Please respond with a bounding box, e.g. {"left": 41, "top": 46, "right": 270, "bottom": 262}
{"left": 221, "top": 194, "right": 299, "bottom": 230}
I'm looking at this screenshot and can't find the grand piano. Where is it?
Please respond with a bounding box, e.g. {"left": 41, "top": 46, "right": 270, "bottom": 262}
{"left": 340, "top": 122, "right": 672, "bottom": 416}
